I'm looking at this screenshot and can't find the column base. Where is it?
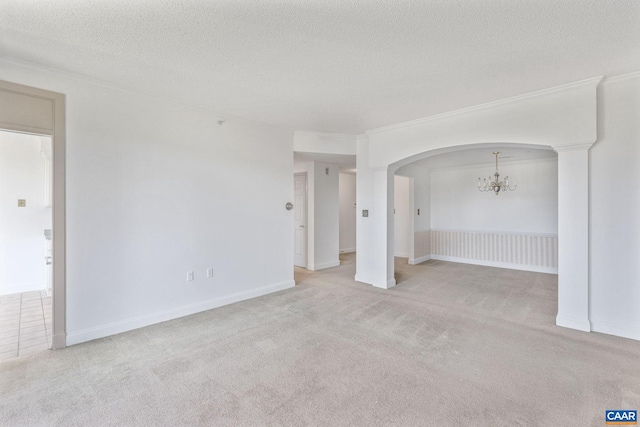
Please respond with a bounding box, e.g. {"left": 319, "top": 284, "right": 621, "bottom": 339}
{"left": 556, "top": 314, "right": 591, "bottom": 332}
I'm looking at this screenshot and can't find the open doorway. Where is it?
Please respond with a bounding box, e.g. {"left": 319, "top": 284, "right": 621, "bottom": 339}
{"left": 0, "top": 79, "right": 66, "bottom": 352}
{"left": 393, "top": 175, "right": 412, "bottom": 259}
{"left": 0, "top": 130, "right": 53, "bottom": 360}
{"left": 293, "top": 173, "right": 308, "bottom": 268}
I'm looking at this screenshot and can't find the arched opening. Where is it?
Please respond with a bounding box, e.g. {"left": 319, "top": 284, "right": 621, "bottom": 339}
{"left": 355, "top": 77, "right": 600, "bottom": 333}
{"left": 394, "top": 143, "right": 558, "bottom": 271}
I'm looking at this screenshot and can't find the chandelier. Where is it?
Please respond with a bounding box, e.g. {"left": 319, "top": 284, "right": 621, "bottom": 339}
{"left": 477, "top": 151, "right": 517, "bottom": 195}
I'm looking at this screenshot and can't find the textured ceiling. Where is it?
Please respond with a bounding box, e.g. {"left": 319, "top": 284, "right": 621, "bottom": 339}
{"left": 1, "top": 1, "right": 639, "bottom": 134}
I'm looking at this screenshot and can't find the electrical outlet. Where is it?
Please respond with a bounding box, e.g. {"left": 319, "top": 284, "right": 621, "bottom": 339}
{"left": 206, "top": 268, "right": 214, "bottom": 278}
{"left": 187, "top": 271, "right": 194, "bottom": 281}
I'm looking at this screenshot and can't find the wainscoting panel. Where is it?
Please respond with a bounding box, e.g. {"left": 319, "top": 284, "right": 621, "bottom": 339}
{"left": 430, "top": 229, "right": 558, "bottom": 273}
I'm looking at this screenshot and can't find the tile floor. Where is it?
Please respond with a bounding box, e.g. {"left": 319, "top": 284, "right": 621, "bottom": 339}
{"left": 0, "top": 290, "right": 52, "bottom": 361}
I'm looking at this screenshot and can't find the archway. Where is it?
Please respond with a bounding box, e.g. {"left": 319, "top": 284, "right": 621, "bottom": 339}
{"left": 355, "top": 77, "right": 601, "bottom": 333}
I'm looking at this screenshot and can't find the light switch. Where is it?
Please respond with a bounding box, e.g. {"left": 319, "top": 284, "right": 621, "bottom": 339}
{"left": 417, "top": 208, "right": 420, "bottom": 215}
{"left": 362, "top": 209, "right": 369, "bottom": 217}
{"left": 18, "top": 199, "right": 26, "bottom": 207}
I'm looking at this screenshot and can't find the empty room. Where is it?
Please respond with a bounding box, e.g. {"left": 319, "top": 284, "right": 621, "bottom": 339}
{"left": 1, "top": 1, "right": 639, "bottom": 425}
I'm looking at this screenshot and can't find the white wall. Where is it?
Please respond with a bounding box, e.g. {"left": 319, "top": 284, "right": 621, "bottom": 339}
{"left": 393, "top": 175, "right": 411, "bottom": 258}
{"left": 431, "top": 158, "right": 558, "bottom": 234}
{"left": 0, "top": 60, "right": 295, "bottom": 345}
{"left": 0, "top": 131, "right": 51, "bottom": 295}
{"left": 590, "top": 73, "right": 640, "bottom": 340}
{"left": 339, "top": 173, "right": 356, "bottom": 253}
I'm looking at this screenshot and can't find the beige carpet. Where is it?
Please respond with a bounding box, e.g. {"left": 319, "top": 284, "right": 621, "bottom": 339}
{"left": 1, "top": 253, "right": 639, "bottom": 426}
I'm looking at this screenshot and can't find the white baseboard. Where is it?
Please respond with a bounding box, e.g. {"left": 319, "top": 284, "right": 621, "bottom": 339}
{"left": 357, "top": 275, "right": 395, "bottom": 289}
{"left": 339, "top": 248, "right": 355, "bottom": 254}
{"left": 394, "top": 252, "right": 410, "bottom": 259}
{"left": 591, "top": 318, "right": 640, "bottom": 341}
{"left": 66, "top": 280, "right": 295, "bottom": 346}
{"left": 308, "top": 260, "right": 340, "bottom": 271}
{"left": 354, "top": 273, "right": 395, "bottom": 289}
{"left": 430, "top": 255, "right": 558, "bottom": 274}
{"left": 556, "top": 314, "right": 591, "bottom": 332}
{"left": 354, "top": 273, "right": 373, "bottom": 285}
{"left": 371, "top": 279, "right": 396, "bottom": 289}
{"left": 0, "top": 283, "right": 44, "bottom": 296}
{"left": 408, "top": 255, "right": 431, "bottom": 265}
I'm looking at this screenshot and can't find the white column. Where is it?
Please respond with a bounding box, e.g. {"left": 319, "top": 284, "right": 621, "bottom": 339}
{"left": 355, "top": 166, "right": 396, "bottom": 289}
{"left": 355, "top": 136, "right": 396, "bottom": 288}
{"left": 555, "top": 143, "right": 592, "bottom": 332}
{"left": 374, "top": 166, "right": 396, "bottom": 289}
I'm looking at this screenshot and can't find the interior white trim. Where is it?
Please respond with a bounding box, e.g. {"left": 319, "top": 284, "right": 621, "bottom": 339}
{"left": 552, "top": 141, "right": 596, "bottom": 152}
{"left": 603, "top": 70, "right": 640, "bottom": 84}
{"left": 294, "top": 130, "right": 358, "bottom": 140}
{"left": 308, "top": 260, "right": 340, "bottom": 271}
{"left": 430, "top": 255, "right": 558, "bottom": 274}
{"left": 369, "top": 278, "right": 397, "bottom": 289}
{"left": 556, "top": 314, "right": 591, "bottom": 333}
{"left": 408, "top": 255, "right": 431, "bottom": 265}
{"left": 66, "top": 280, "right": 295, "bottom": 346}
{"left": 366, "top": 76, "right": 603, "bottom": 135}
{"left": 340, "top": 248, "right": 356, "bottom": 253}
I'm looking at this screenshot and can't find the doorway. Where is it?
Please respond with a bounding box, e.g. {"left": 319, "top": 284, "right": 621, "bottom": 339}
{"left": 0, "top": 79, "right": 66, "bottom": 350}
{"left": 0, "top": 131, "right": 53, "bottom": 359}
{"left": 393, "top": 175, "right": 412, "bottom": 259}
{"left": 294, "top": 173, "right": 307, "bottom": 268}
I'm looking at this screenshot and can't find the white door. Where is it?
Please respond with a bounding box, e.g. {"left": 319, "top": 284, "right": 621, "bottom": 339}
{"left": 294, "top": 173, "right": 307, "bottom": 267}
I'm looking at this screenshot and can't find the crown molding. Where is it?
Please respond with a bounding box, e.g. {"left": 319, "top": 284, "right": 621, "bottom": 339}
{"left": 602, "top": 70, "right": 640, "bottom": 84}
{"left": 0, "top": 55, "right": 293, "bottom": 133}
{"left": 356, "top": 133, "right": 369, "bottom": 142}
{"left": 293, "top": 130, "right": 358, "bottom": 140}
{"left": 366, "top": 76, "right": 603, "bottom": 136}
{"left": 551, "top": 141, "right": 595, "bottom": 152}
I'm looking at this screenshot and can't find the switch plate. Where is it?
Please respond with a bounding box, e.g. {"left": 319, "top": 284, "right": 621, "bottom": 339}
{"left": 18, "top": 199, "right": 26, "bottom": 207}
{"left": 417, "top": 208, "right": 420, "bottom": 215}
{"left": 206, "top": 268, "right": 214, "bottom": 278}
{"left": 187, "top": 271, "right": 194, "bottom": 281}
{"left": 362, "top": 209, "right": 369, "bottom": 217}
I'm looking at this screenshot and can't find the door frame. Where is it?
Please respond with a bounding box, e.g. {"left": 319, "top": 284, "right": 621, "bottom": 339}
{"left": 293, "top": 172, "right": 308, "bottom": 268}
{"left": 0, "top": 79, "right": 66, "bottom": 349}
